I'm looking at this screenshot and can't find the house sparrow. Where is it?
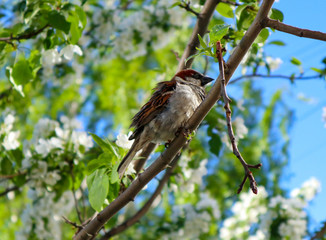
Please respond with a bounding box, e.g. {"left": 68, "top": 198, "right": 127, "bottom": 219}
{"left": 118, "top": 69, "right": 214, "bottom": 178}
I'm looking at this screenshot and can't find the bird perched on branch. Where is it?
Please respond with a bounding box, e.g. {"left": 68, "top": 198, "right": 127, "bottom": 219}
{"left": 118, "top": 69, "right": 214, "bottom": 178}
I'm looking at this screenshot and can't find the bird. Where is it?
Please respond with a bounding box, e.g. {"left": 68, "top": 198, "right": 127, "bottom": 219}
{"left": 117, "top": 69, "right": 214, "bottom": 178}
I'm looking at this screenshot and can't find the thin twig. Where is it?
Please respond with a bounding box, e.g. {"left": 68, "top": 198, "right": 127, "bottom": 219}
{"left": 171, "top": 49, "right": 181, "bottom": 62}
{"left": 0, "top": 186, "right": 19, "bottom": 197}
{"left": 178, "top": 1, "right": 200, "bottom": 17}
{"left": 263, "top": 18, "right": 326, "bottom": 42}
{"left": 216, "top": 41, "right": 262, "bottom": 194}
{"left": 230, "top": 73, "right": 323, "bottom": 84}
{"left": 0, "top": 24, "right": 49, "bottom": 43}
{"left": 62, "top": 216, "right": 83, "bottom": 230}
{"left": 79, "top": 186, "right": 87, "bottom": 221}
{"left": 0, "top": 170, "right": 26, "bottom": 180}
{"left": 220, "top": 0, "right": 241, "bottom": 6}
{"left": 203, "top": 55, "right": 209, "bottom": 75}
{"left": 70, "top": 163, "right": 83, "bottom": 224}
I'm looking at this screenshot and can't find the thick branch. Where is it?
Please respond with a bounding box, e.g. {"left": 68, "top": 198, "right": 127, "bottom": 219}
{"left": 101, "top": 155, "right": 180, "bottom": 239}
{"left": 73, "top": 0, "right": 275, "bottom": 239}
{"left": 133, "top": 143, "right": 156, "bottom": 174}
{"left": 0, "top": 25, "right": 49, "bottom": 43}
{"left": 311, "top": 221, "right": 326, "bottom": 240}
{"left": 263, "top": 18, "right": 326, "bottom": 41}
{"left": 177, "top": 0, "right": 219, "bottom": 71}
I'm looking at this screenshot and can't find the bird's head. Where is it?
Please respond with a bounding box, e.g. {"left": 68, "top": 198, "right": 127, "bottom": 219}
{"left": 175, "top": 69, "right": 214, "bottom": 86}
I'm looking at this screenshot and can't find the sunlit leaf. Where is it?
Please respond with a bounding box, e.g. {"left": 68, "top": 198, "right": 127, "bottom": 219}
{"left": 290, "top": 57, "right": 302, "bottom": 66}
{"left": 87, "top": 169, "right": 109, "bottom": 212}
{"left": 209, "top": 24, "right": 230, "bottom": 43}
{"left": 216, "top": 2, "right": 234, "bottom": 18}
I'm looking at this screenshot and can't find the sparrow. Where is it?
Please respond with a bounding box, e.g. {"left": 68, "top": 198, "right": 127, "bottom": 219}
{"left": 118, "top": 69, "right": 214, "bottom": 178}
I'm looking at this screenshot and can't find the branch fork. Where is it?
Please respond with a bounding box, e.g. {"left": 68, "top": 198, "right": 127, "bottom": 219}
{"left": 216, "top": 41, "right": 262, "bottom": 194}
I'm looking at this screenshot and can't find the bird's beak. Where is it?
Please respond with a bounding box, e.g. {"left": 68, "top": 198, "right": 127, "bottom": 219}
{"left": 201, "top": 76, "right": 214, "bottom": 86}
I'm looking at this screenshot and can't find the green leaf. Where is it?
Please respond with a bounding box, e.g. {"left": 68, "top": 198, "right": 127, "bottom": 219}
{"left": 12, "top": 59, "right": 33, "bottom": 85}
{"left": 107, "top": 182, "right": 120, "bottom": 203}
{"left": 47, "top": 11, "right": 71, "bottom": 34}
{"left": 268, "top": 40, "right": 285, "bottom": 46}
{"left": 185, "top": 51, "right": 205, "bottom": 64}
{"left": 270, "top": 8, "right": 284, "bottom": 22}
{"left": 68, "top": 11, "right": 81, "bottom": 44}
{"left": 216, "top": 2, "right": 234, "bottom": 18}
{"left": 198, "top": 34, "right": 207, "bottom": 49}
{"left": 87, "top": 169, "right": 109, "bottom": 212}
{"left": 311, "top": 67, "right": 323, "bottom": 74}
{"left": 235, "top": 4, "right": 249, "bottom": 19}
{"left": 169, "top": 2, "right": 181, "bottom": 9}
{"left": 210, "top": 24, "right": 230, "bottom": 43}
{"left": 110, "top": 163, "right": 120, "bottom": 184}
{"left": 255, "top": 28, "right": 269, "bottom": 43}
{"left": 290, "top": 57, "right": 301, "bottom": 66}
{"left": 87, "top": 153, "right": 112, "bottom": 174}
{"left": 6, "top": 66, "right": 25, "bottom": 97}
{"left": 75, "top": 6, "right": 87, "bottom": 28}
{"left": 208, "top": 133, "right": 222, "bottom": 157}
{"left": 89, "top": 133, "right": 119, "bottom": 158}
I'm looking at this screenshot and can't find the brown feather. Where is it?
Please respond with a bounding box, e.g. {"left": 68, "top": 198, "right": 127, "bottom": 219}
{"left": 128, "top": 79, "right": 177, "bottom": 140}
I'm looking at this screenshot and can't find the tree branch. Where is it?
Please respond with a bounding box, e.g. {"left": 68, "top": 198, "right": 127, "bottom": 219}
{"left": 311, "top": 221, "right": 326, "bottom": 240}
{"left": 216, "top": 41, "right": 261, "bottom": 194}
{"left": 178, "top": 1, "right": 200, "bottom": 17}
{"left": 0, "top": 170, "right": 26, "bottom": 180}
{"left": 230, "top": 73, "right": 323, "bottom": 84}
{"left": 101, "top": 155, "right": 180, "bottom": 239}
{"left": 133, "top": 143, "right": 156, "bottom": 174}
{"left": 220, "top": 0, "right": 241, "bottom": 6}
{"left": 263, "top": 18, "right": 326, "bottom": 41}
{"left": 73, "top": 0, "right": 275, "bottom": 239}
{"left": 0, "top": 24, "right": 49, "bottom": 43}
{"left": 0, "top": 186, "right": 20, "bottom": 197}
{"left": 177, "top": 0, "right": 219, "bottom": 71}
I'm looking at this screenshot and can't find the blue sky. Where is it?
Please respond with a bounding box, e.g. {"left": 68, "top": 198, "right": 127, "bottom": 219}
{"left": 244, "top": 0, "right": 326, "bottom": 231}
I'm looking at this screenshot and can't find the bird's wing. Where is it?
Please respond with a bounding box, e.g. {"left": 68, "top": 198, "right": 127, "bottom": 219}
{"left": 128, "top": 79, "right": 177, "bottom": 140}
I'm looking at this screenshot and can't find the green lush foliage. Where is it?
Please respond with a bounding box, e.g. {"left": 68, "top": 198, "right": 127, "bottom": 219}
{"left": 0, "top": 0, "right": 324, "bottom": 239}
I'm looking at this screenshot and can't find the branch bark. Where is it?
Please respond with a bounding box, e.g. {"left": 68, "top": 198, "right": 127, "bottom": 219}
{"left": 263, "top": 18, "right": 326, "bottom": 41}
{"left": 177, "top": 0, "right": 219, "bottom": 71}
{"left": 0, "top": 25, "right": 49, "bottom": 43}
{"left": 230, "top": 73, "right": 323, "bottom": 84}
{"left": 73, "top": 0, "right": 275, "bottom": 239}
{"left": 100, "top": 155, "right": 180, "bottom": 239}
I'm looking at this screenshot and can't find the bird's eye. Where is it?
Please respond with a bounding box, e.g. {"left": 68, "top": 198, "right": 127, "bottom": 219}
{"left": 193, "top": 73, "right": 200, "bottom": 78}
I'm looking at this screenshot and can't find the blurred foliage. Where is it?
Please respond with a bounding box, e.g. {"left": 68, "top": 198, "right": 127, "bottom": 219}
{"left": 0, "top": 0, "right": 324, "bottom": 239}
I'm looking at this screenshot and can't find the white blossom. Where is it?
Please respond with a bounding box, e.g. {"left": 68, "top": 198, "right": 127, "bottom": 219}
{"left": 3, "top": 131, "right": 20, "bottom": 150}
{"left": 116, "top": 132, "right": 134, "bottom": 149}
{"left": 60, "top": 44, "right": 83, "bottom": 60}
{"left": 233, "top": 117, "right": 248, "bottom": 139}
{"left": 266, "top": 56, "right": 283, "bottom": 71}
{"left": 44, "top": 171, "right": 61, "bottom": 186}
{"left": 322, "top": 107, "right": 326, "bottom": 126}
{"left": 125, "top": 162, "right": 136, "bottom": 176}
{"left": 42, "top": 48, "right": 62, "bottom": 67}
{"left": 290, "top": 177, "right": 321, "bottom": 202}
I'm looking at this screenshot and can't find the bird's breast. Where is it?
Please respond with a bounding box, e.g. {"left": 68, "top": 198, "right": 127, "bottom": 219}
{"left": 148, "top": 83, "right": 204, "bottom": 142}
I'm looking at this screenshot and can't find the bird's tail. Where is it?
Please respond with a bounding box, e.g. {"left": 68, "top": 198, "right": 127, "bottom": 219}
{"left": 118, "top": 141, "right": 139, "bottom": 179}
